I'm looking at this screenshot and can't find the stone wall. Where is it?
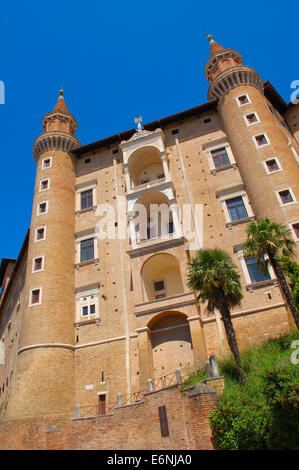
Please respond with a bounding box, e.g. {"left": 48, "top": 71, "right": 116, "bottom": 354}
{"left": 0, "top": 381, "right": 221, "bottom": 450}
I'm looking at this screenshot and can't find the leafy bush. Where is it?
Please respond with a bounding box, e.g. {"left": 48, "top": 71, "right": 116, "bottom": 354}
{"left": 209, "top": 331, "right": 299, "bottom": 450}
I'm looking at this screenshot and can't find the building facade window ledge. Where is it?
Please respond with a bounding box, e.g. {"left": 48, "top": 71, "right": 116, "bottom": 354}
{"left": 75, "top": 258, "right": 99, "bottom": 269}
{"left": 74, "top": 318, "right": 100, "bottom": 327}
{"left": 126, "top": 177, "right": 168, "bottom": 195}
{"left": 226, "top": 215, "right": 256, "bottom": 228}
{"left": 134, "top": 291, "right": 196, "bottom": 317}
{"left": 246, "top": 279, "right": 278, "bottom": 292}
{"left": 211, "top": 162, "right": 237, "bottom": 175}
{"left": 75, "top": 205, "right": 98, "bottom": 216}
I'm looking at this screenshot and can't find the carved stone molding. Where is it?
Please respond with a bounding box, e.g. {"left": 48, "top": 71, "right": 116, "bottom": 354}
{"left": 33, "top": 132, "right": 80, "bottom": 161}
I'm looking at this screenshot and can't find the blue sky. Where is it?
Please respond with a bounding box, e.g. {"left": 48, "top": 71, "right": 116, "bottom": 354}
{"left": 0, "top": 0, "right": 298, "bottom": 260}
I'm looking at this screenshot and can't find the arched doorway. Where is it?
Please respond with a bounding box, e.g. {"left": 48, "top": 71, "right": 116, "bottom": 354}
{"left": 148, "top": 311, "right": 194, "bottom": 378}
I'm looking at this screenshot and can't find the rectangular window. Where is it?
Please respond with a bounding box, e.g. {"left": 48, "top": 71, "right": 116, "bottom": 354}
{"left": 80, "top": 189, "right": 93, "bottom": 210}
{"left": 81, "top": 304, "right": 96, "bottom": 317}
{"left": 33, "top": 257, "right": 43, "bottom": 271}
{"left": 211, "top": 147, "right": 230, "bottom": 168}
{"left": 266, "top": 159, "right": 279, "bottom": 172}
{"left": 42, "top": 158, "right": 52, "bottom": 169}
{"left": 40, "top": 179, "right": 49, "bottom": 191}
{"left": 154, "top": 280, "right": 166, "bottom": 299}
{"left": 38, "top": 202, "right": 48, "bottom": 215}
{"left": 245, "top": 257, "right": 271, "bottom": 284}
{"left": 31, "top": 289, "right": 41, "bottom": 305}
{"left": 98, "top": 394, "right": 106, "bottom": 415}
{"left": 203, "top": 117, "right": 212, "bottom": 124}
{"left": 279, "top": 190, "right": 293, "bottom": 204}
{"left": 36, "top": 227, "right": 45, "bottom": 241}
{"left": 171, "top": 129, "right": 179, "bottom": 135}
{"left": 292, "top": 223, "right": 299, "bottom": 239}
{"left": 80, "top": 238, "right": 94, "bottom": 262}
{"left": 226, "top": 196, "right": 248, "bottom": 221}
{"left": 237, "top": 95, "right": 249, "bottom": 106}
{"left": 246, "top": 113, "right": 258, "bottom": 124}
{"left": 255, "top": 134, "right": 268, "bottom": 147}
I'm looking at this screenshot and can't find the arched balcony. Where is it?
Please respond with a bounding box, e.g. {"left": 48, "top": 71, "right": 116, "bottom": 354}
{"left": 124, "top": 146, "right": 170, "bottom": 194}
{"left": 141, "top": 253, "right": 184, "bottom": 302}
{"left": 128, "top": 190, "right": 182, "bottom": 249}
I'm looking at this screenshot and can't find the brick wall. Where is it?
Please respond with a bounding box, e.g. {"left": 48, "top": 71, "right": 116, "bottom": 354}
{"left": 0, "top": 381, "right": 221, "bottom": 450}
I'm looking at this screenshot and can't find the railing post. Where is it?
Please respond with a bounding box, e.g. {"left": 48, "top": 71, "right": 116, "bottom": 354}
{"left": 147, "top": 378, "right": 153, "bottom": 392}
{"left": 75, "top": 404, "right": 80, "bottom": 419}
{"left": 175, "top": 368, "right": 182, "bottom": 384}
{"left": 117, "top": 393, "right": 122, "bottom": 407}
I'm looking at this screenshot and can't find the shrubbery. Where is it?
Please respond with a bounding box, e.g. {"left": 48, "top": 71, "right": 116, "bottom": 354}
{"left": 209, "top": 331, "right": 299, "bottom": 450}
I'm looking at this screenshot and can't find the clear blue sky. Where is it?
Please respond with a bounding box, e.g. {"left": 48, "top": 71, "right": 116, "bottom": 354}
{"left": 0, "top": 0, "right": 298, "bottom": 260}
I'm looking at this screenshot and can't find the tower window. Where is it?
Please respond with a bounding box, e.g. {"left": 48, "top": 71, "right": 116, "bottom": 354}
{"left": 33, "top": 256, "right": 43, "bottom": 272}
{"left": 278, "top": 189, "right": 293, "bottom": 204}
{"left": 35, "top": 227, "right": 46, "bottom": 241}
{"left": 226, "top": 196, "right": 248, "bottom": 221}
{"left": 80, "top": 189, "right": 93, "bottom": 210}
{"left": 292, "top": 223, "right": 299, "bottom": 239}
{"left": 37, "top": 201, "right": 48, "bottom": 215}
{"left": 30, "top": 288, "right": 42, "bottom": 306}
{"left": 245, "top": 112, "right": 259, "bottom": 125}
{"left": 266, "top": 159, "right": 279, "bottom": 172}
{"left": 40, "top": 179, "right": 50, "bottom": 191}
{"left": 237, "top": 94, "right": 250, "bottom": 106}
{"left": 80, "top": 238, "right": 95, "bottom": 262}
{"left": 42, "top": 157, "right": 52, "bottom": 169}
{"left": 254, "top": 134, "right": 269, "bottom": 147}
{"left": 211, "top": 147, "right": 230, "bottom": 168}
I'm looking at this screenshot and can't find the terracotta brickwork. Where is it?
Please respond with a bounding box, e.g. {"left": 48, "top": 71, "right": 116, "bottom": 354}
{"left": 0, "top": 37, "right": 298, "bottom": 447}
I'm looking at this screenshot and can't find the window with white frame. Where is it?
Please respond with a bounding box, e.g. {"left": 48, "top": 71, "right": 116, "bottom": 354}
{"left": 32, "top": 256, "right": 44, "bottom": 273}
{"left": 75, "top": 230, "right": 98, "bottom": 264}
{"left": 29, "top": 287, "right": 42, "bottom": 306}
{"left": 75, "top": 180, "right": 97, "bottom": 212}
{"left": 237, "top": 250, "right": 274, "bottom": 287}
{"left": 37, "top": 201, "right": 48, "bottom": 215}
{"left": 244, "top": 112, "right": 260, "bottom": 126}
{"left": 276, "top": 188, "right": 296, "bottom": 207}
{"left": 253, "top": 133, "right": 270, "bottom": 148}
{"left": 75, "top": 285, "right": 100, "bottom": 322}
{"left": 217, "top": 188, "right": 254, "bottom": 226}
{"left": 42, "top": 157, "right": 52, "bottom": 170}
{"left": 39, "top": 179, "right": 50, "bottom": 192}
{"left": 290, "top": 222, "right": 299, "bottom": 241}
{"left": 263, "top": 158, "right": 282, "bottom": 175}
{"left": 203, "top": 140, "right": 236, "bottom": 173}
{"left": 35, "top": 226, "right": 46, "bottom": 242}
{"left": 236, "top": 94, "right": 251, "bottom": 107}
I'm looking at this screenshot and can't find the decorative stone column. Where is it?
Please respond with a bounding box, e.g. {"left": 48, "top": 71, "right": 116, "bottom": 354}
{"left": 136, "top": 327, "right": 154, "bottom": 391}
{"left": 187, "top": 315, "right": 208, "bottom": 367}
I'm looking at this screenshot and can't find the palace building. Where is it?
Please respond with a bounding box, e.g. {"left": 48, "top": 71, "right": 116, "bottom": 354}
{"left": 0, "top": 36, "right": 298, "bottom": 448}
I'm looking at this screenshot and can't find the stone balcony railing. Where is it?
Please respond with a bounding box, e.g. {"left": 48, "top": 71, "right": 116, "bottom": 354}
{"left": 127, "top": 177, "right": 166, "bottom": 195}
{"left": 127, "top": 232, "right": 185, "bottom": 256}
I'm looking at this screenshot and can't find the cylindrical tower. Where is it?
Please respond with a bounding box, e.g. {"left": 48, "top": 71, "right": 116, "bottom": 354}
{"left": 5, "top": 91, "right": 80, "bottom": 418}
{"left": 205, "top": 35, "right": 299, "bottom": 233}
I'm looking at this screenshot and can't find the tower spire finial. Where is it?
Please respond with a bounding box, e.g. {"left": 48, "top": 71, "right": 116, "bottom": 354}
{"left": 206, "top": 32, "right": 214, "bottom": 43}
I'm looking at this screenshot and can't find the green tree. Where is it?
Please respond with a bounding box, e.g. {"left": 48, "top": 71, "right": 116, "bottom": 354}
{"left": 279, "top": 256, "right": 299, "bottom": 312}
{"left": 187, "top": 249, "right": 245, "bottom": 381}
{"left": 243, "top": 218, "right": 299, "bottom": 330}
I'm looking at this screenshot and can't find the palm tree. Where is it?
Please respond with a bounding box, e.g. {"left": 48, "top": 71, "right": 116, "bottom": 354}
{"left": 243, "top": 218, "right": 299, "bottom": 330}
{"left": 187, "top": 248, "right": 245, "bottom": 382}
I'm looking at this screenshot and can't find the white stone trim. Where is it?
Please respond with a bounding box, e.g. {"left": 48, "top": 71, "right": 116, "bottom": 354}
{"left": 37, "top": 200, "right": 49, "bottom": 216}
{"left": 39, "top": 178, "right": 50, "bottom": 192}
{"left": 34, "top": 226, "right": 47, "bottom": 242}
{"left": 32, "top": 255, "right": 45, "bottom": 273}
{"left": 218, "top": 189, "right": 253, "bottom": 224}
{"left": 235, "top": 93, "right": 251, "bottom": 107}
{"left": 41, "top": 156, "right": 53, "bottom": 170}
{"left": 288, "top": 221, "right": 299, "bottom": 242}
{"left": 75, "top": 285, "right": 100, "bottom": 323}
{"left": 263, "top": 157, "right": 283, "bottom": 175}
{"left": 29, "top": 287, "right": 43, "bottom": 307}
{"left": 75, "top": 180, "right": 97, "bottom": 211}
{"left": 252, "top": 132, "right": 270, "bottom": 149}
{"left": 243, "top": 111, "right": 260, "bottom": 127}
{"left": 275, "top": 187, "right": 297, "bottom": 207}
